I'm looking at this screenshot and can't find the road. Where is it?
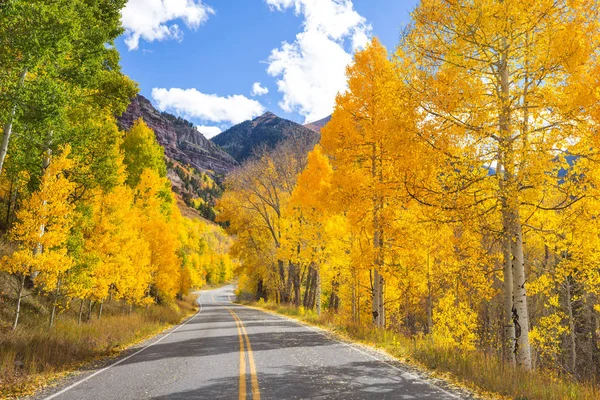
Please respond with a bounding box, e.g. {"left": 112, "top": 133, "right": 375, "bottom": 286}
{"left": 36, "top": 285, "right": 466, "bottom": 400}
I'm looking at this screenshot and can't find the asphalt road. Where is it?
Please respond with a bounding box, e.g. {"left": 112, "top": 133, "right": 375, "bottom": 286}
{"left": 35, "top": 285, "right": 466, "bottom": 400}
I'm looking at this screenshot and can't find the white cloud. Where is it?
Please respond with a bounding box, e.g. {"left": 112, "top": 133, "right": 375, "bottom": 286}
{"left": 266, "top": 0, "right": 371, "bottom": 122}
{"left": 251, "top": 82, "right": 269, "bottom": 96}
{"left": 121, "top": 0, "right": 214, "bottom": 50}
{"left": 196, "top": 125, "right": 222, "bottom": 138}
{"left": 152, "top": 87, "right": 265, "bottom": 125}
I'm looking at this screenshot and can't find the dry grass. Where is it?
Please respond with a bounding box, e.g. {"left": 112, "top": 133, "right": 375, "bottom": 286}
{"left": 252, "top": 301, "right": 599, "bottom": 400}
{"left": 0, "top": 295, "right": 198, "bottom": 398}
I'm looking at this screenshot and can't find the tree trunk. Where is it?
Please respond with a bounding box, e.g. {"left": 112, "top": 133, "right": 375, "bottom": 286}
{"left": 49, "top": 278, "right": 61, "bottom": 328}
{"left": 565, "top": 276, "right": 577, "bottom": 375}
{"left": 379, "top": 273, "right": 385, "bottom": 328}
{"left": 329, "top": 278, "right": 340, "bottom": 312}
{"left": 279, "top": 260, "right": 290, "bottom": 303}
{"left": 498, "top": 37, "right": 530, "bottom": 369}
{"left": 511, "top": 211, "right": 532, "bottom": 369}
{"left": 13, "top": 273, "right": 26, "bottom": 330}
{"left": 78, "top": 298, "right": 85, "bottom": 325}
{"left": 501, "top": 197, "right": 516, "bottom": 364}
{"left": 87, "top": 300, "right": 93, "bottom": 321}
{"left": 426, "top": 251, "right": 433, "bottom": 334}
{"left": 290, "top": 262, "right": 300, "bottom": 308}
{"left": 308, "top": 268, "right": 317, "bottom": 309}
{"left": 0, "top": 67, "right": 28, "bottom": 176}
{"left": 315, "top": 267, "right": 321, "bottom": 316}
{"left": 351, "top": 272, "right": 357, "bottom": 323}
{"left": 98, "top": 301, "right": 104, "bottom": 320}
{"left": 303, "top": 264, "right": 313, "bottom": 308}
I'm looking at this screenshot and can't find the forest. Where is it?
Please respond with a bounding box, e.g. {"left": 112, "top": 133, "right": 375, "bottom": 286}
{"left": 4, "top": 0, "right": 600, "bottom": 398}
{"left": 220, "top": 0, "right": 600, "bottom": 389}
{"left": 0, "top": 1, "right": 233, "bottom": 393}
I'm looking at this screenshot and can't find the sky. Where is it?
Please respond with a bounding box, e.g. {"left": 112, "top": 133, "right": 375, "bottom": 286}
{"left": 117, "top": 0, "right": 419, "bottom": 138}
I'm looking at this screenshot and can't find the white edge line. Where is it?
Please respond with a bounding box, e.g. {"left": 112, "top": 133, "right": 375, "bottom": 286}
{"left": 239, "top": 304, "right": 462, "bottom": 400}
{"left": 42, "top": 298, "right": 204, "bottom": 400}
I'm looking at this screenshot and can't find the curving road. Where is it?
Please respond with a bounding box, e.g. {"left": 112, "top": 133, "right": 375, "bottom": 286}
{"left": 35, "top": 285, "right": 466, "bottom": 400}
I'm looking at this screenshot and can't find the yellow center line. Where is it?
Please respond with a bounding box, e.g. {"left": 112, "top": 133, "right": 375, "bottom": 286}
{"left": 231, "top": 312, "right": 261, "bottom": 400}
{"left": 229, "top": 308, "right": 247, "bottom": 400}
{"left": 212, "top": 293, "right": 261, "bottom": 399}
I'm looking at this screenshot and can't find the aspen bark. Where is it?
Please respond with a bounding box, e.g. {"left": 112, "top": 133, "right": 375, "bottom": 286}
{"left": 316, "top": 268, "right": 321, "bottom": 316}
{"left": 351, "top": 273, "right": 357, "bottom": 323}
{"left": 565, "top": 277, "right": 577, "bottom": 374}
{"left": 498, "top": 36, "right": 531, "bottom": 369}
{"left": 78, "top": 298, "right": 85, "bottom": 325}
{"left": 511, "top": 210, "right": 532, "bottom": 369}
{"left": 49, "top": 278, "right": 61, "bottom": 328}
{"left": 0, "top": 67, "right": 28, "bottom": 175}
{"left": 426, "top": 251, "right": 433, "bottom": 334}
{"left": 372, "top": 268, "right": 380, "bottom": 326}
{"left": 502, "top": 224, "right": 516, "bottom": 364}
{"left": 12, "top": 273, "right": 26, "bottom": 330}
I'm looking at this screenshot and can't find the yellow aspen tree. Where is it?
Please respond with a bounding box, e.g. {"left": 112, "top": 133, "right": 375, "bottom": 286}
{"left": 321, "top": 38, "right": 417, "bottom": 328}
{"left": 2, "top": 146, "right": 75, "bottom": 329}
{"left": 405, "top": 0, "right": 600, "bottom": 369}
{"left": 218, "top": 140, "right": 311, "bottom": 303}
{"left": 135, "top": 169, "right": 181, "bottom": 300}
{"left": 282, "top": 145, "right": 335, "bottom": 314}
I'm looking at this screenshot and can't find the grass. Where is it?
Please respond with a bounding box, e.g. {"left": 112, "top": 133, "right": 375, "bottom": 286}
{"left": 249, "top": 300, "right": 599, "bottom": 400}
{"left": 0, "top": 295, "right": 198, "bottom": 399}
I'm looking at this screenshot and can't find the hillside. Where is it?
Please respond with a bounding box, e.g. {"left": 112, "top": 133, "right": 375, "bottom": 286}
{"left": 119, "top": 95, "right": 238, "bottom": 176}
{"left": 118, "top": 95, "right": 235, "bottom": 220}
{"left": 211, "top": 112, "right": 319, "bottom": 162}
{"left": 304, "top": 115, "right": 332, "bottom": 132}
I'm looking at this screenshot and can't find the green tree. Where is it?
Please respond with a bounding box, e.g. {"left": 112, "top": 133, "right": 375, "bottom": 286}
{"left": 121, "top": 119, "right": 167, "bottom": 188}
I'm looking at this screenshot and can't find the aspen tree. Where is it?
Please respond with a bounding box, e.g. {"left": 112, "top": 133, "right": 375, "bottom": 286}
{"left": 1, "top": 147, "right": 74, "bottom": 329}
{"left": 405, "top": 0, "right": 600, "bottom": 369}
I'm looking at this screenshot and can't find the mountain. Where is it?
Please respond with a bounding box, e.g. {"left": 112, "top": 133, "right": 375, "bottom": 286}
{"left": 118, "top": 95, "right": 237, "bottom": 221}
{"left": 304, "top": 115, "right": 332, "bottom": 132}
{"left": 118, "top": 95, "right": 238, "bottom": 176}
{"left": 211, "top": 112, "right": 319, "bottom": 163}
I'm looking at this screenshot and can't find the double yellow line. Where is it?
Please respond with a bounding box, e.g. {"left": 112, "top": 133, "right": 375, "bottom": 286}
{"left": 212, "top": 295, "right": 260, "bottom": 400}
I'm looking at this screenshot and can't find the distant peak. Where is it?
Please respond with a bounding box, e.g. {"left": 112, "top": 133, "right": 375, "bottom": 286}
{"left": 255, "top": 111, "right": 277, "bottom": 120}
{"left": 252, "top": 111, "right": 278, "bottom": 126}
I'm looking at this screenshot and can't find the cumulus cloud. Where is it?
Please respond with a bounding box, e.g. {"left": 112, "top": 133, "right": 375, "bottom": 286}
{"left": 121, "top": 0, "right": 214, "bottom": 50}
{"left": 266, "top": 0, "right": 371, "bottom": 122}
{"left": 251, "top": 82, "right": 269, "bottom": 96}
{"left": 196, "top": 125, "right": 222, "bottom": 139}
{"left": 151, "top": 88, "right": 265, "bottom": 125}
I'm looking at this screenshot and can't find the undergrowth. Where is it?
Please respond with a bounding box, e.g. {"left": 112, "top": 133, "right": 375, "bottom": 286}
{"left": 252, "top": 300, "right": 599, "bottom": 400}
{"left": 0, "top": 294, "right": 198, "bottom": 398}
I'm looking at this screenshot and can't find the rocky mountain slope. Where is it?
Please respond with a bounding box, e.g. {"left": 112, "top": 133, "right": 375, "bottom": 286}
{"left": 211, "top": 112, "right": 319, "bottom": 163}
{"left": 304, "top": 115, "right": 332, "bottom": 132}
{"left": 118, "top": 95, "right": 238, "bottom": 176}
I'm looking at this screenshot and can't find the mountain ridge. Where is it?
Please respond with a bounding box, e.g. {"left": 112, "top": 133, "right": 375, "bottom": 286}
{"left": 304, "top": 115, "right": 332, "bottom": 132}
{"left": 211, "top": 111, "right": 319, "bottom": 163}
{"left": 118, "top": 95, "right": 238, "bottom": 176}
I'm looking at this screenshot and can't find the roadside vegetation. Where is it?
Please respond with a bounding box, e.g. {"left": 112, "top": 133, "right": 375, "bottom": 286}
{"left": 0, "top": 292, "right": 197, "bottom": 398}
{"left": 0, "top": 2, "right": 234, "bottom": 398}
{"left": 251, "top": 301, "right": 599, "bottom": 400}
{"left": 220, "top": 2, "right": 600, "bottom": 399}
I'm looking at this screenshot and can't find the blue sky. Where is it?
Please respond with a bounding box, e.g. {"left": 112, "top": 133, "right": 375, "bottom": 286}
{"left": 117, "top": 0, "right": 419, "bottom": 138}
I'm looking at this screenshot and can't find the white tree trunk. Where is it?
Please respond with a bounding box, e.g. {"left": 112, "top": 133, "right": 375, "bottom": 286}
{"left": 502, "top": 228, "right": 516, "bottom": 364}
{"left": 13, "top": 273, "right": 26, "bottom": 330}
{"left": 372, "top": 268, "right": 380, "bottom": 326}
{"left": 316, "top": 269, "right": 321, "bottom": 316}
{"left": 378, "top": 273, "right": 385, "bottom": 328}
{"left": 511, "top": 210, "right": 532, "bottom": 369}
{"left": 0, "top": 67, "right": 28, "bottom": 175}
